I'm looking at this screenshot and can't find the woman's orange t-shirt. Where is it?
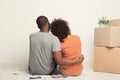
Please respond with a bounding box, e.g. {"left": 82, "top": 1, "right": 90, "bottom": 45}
{"left": 60, "top": 35, "right": 83, "bottom": 76}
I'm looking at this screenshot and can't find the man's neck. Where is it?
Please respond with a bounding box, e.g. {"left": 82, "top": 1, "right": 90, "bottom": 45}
{"left": 40, "top": 29, "right": 49, "bottom": 32}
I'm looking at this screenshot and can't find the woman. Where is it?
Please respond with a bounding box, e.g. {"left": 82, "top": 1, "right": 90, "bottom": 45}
{"left": 51, "top": 19, "right": 84, "bottom": 76}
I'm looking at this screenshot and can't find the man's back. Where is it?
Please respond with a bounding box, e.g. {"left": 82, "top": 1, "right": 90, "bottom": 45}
{"left": 29, "top": 32, "right": 61, "bottom": 74}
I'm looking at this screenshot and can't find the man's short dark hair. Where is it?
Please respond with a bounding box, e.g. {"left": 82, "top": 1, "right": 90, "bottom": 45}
{"left": 51, "top": 19, "right": 71, "bottom": 42}
{"left": 36, "top": 16, "right": 49, "bottom": 29}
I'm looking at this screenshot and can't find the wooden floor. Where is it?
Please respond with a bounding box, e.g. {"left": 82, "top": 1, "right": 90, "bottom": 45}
{"left": 0, "top": 63, "right": 120, "bottom": 80}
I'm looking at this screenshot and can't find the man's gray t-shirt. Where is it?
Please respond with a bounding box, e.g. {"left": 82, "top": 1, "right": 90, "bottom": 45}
{"left": 29, "top": 32, "right": 61, "bottom": 74}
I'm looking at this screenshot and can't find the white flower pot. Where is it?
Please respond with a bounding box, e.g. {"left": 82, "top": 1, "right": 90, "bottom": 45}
{"left": 99, "top": 24, "right": 108, "bottom": 27}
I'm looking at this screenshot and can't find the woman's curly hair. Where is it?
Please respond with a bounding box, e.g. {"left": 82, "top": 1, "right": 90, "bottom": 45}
{"left": 51, "top": 19, "right": 71, "bottom": 42}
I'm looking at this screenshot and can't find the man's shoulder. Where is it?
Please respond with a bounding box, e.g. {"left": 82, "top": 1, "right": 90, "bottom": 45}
{"left": 29, "top": 32, "right": 38, "bottom": 38}
{"left": 51, "top": 34, "right": 59, "bottom": 40}
{"left": 29, "top": 32, "right": 58, "bottom": 39}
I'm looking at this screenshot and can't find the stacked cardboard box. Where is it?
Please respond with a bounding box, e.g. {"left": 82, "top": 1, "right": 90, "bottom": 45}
{"left": 94, "top": 27, "right": 120, "bottom": 47}
{"left": 94, "top": 19, "right": 120, "bottom": 73}
{"left": 108, "top": 19, "right": 120, "bottom": 26}
{"left": 94, "top": 46, "right": 120, "bottom": 73}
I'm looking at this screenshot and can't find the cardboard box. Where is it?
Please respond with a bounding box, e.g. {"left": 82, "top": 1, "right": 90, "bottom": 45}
{"left": 94, "top": 27, "right": 120, "bottom": 47}
{"left": 94, "top": 46, "right": 120, "bottom": 73}
{"left": 108, "top": 19, "right": 120, "bottom": 26}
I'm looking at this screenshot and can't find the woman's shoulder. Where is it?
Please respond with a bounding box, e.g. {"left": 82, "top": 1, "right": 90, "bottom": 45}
{"left": 69, "top": 35, "right": 81, "bottom": 42}
{"left": 70, "top": 35, "right": 80, "bottom": 38}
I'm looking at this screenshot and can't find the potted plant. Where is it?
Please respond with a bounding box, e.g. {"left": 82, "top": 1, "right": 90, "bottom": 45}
{"left": 98, "top": 16, "right": 109, "bottom": 27}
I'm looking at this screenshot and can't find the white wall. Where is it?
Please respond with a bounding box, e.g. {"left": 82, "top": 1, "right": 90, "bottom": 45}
{"left": 0, "top": 0, "right": 120, "bottom": 67}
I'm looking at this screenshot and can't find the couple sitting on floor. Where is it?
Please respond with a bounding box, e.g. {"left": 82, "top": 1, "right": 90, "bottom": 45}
{"left": 29, "top": 16, "right": 84, "bottom": 76}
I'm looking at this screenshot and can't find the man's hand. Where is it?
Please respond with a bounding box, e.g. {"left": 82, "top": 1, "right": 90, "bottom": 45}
{"left": 79, "top": 55, "right": 84, "bottom": 63}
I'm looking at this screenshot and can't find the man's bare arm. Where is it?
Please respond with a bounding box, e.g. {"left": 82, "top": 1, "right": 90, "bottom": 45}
{"left": 53, "top": 51, "right": 84, "bottom": 66}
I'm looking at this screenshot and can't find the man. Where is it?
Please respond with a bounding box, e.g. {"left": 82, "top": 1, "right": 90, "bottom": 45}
{"left": 29, "top": 16, "right": 83, "bottom": 75}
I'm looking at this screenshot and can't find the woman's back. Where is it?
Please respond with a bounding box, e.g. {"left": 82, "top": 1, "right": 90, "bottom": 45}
{"left": 60, "top": 35, "right": 83, "bottom": 75}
